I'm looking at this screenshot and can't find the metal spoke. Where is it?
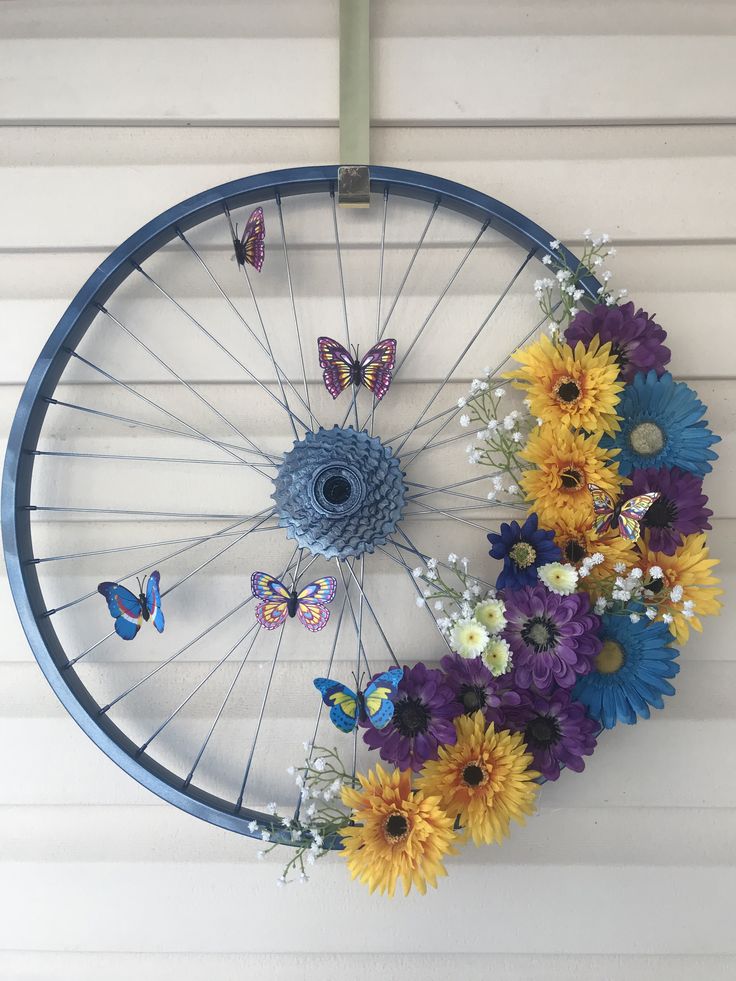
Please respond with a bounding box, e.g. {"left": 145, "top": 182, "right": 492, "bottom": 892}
{"left": 31, "top": 449, "right": 277, "bottom": 470}
{"left": 99, "top": 547, "right": 300, "bottom": 717}
{"left": 404, "top": 498, "right": 493, "bottom": 532}
{"left": 368, "top": 187, "right": 389, "bottom": 438}
{"left": 136, "top": 619, "right": 261, "bottom": 758}
{"left": 394, "top": 527, "right": 498, "bottom": 591}
{"left": 351, "top": 555, "right": 366, "bottom": 782}
{"left": 30, "top": 506, "right": 274, "bottom": 521}
{"left": 331, "top": 189, "right": 358, "bottom": 429}
{"left": 135, "top": 252, "right": 310, "bottom": 433}
{"left": 233, "top": 546, "right": 300, "bottom": 810}
{"left": 342, "top": 558, "right": 400, "bottom": 668}
{"left": 378, "top": 199, "right": 438, "bottom": 340}
{"left": 44, "top": 396, "right": 270, "bottom": 461}
{"left": 64, "top": 347, "right": 277, "bottom": 474}
{"left": 51, "top": 509, "right": 273, "bottom": 620}
{"left": 394, "top": 247, "right": 535, "bottom": 460}
{"left": 275, "top": 192, "right": 313, "bottom": 420}
{"left": 376, "top": 542, "right": 452, "bottom": 652}
{"left": 97, "top": 302, "right": 280, "bottom": 461}
{"left": 405, "top": 474, "right": 501, "bottom": 500}
{"left": 335, "top": 560, "right": 371, "bottom": 678}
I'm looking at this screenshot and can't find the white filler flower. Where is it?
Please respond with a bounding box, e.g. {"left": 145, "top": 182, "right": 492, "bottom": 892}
{"left": 538, "top": 562, "right": 580, "bottom": 596}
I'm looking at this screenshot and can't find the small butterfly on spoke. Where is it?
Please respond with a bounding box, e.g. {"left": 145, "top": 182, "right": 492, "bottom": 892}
{"left": 317, "top": 336, "right": 397, "bottom": 401}
{"left": 251, "top": 572, "right": 337, "bottom": 632}
{"left": 313, "top": 668, "right": 404, "bottom": 733}
{"left": 98, "top": 571, "right": 165, "bottom": 641}
{"left": 232, "top": 207, "right": 265, "bottom": 271}
{"left": 588, "top": 483, "right": 661, "bottom": 542}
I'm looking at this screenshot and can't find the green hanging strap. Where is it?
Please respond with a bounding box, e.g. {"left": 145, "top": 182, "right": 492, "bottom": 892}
{"left": 338, "top": 0, "right": 370, "bottom": 207}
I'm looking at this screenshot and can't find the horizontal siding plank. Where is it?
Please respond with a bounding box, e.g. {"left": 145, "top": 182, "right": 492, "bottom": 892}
{"left": 1, "top": 952, "right": 735, "bottom": 981}
{"left": 1, "top": 861, "right": 734, "bottom": 954}
{"left": 2, "top": 37, "right": 736, "bottom": 125}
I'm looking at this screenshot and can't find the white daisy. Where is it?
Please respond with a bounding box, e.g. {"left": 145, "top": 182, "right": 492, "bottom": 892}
{"left": 538, "top": 562, "right": 579, "bottom": 596}
{"left": 449, "top": 618, "right": 490, "bottom": 659}
{"left": 482, "top": 637, "right": 512, "bottom": 677}
{"left": 473, "top": 598, "right": 506, "bottom": 635}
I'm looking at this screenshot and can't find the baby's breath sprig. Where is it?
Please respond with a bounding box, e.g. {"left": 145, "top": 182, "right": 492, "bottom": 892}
{"left": 262, "top": 744, "right": 352, "bottom": 887}
{"left": 581, "top": 558, "right": 694, "bottom": 627}
{"left": 458, "top": 377, "right": 534, "bottom": 500}
{"left": 536, "top": 231, "right": 627, "bottom": 341}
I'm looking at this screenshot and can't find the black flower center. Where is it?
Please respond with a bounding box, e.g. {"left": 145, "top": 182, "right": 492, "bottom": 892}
{"left": 521, "top": 615, "right": 559, "bottom": 653}
{"left": 564, "top": 538, "right": 587, "bottom": 563}
{"left": 525, "top": 714, "right": 562, "bottom": 749}
{"left": 609, "top": 341, "right": 629, "bottom": 373}
{"left": 462, "top": 763, "right": 487, "bottom": 787}
{"left": 642, "top": 493, "right": 678, "bottom": 530}
{"left": 384, "top": 813, "right": 409, "bottom": 842}
{"left": 393, "top": 697, "right": 430, "bottom": 737}
{"left": 555, "top": 378, "right": 581, "bottom": 404}
{"left": 561, "top": 468, "right": 583, "bottom": 490}
{"left": 646, "top": 577, "right": 664, "bottom": 594}
{"left": 459, "top": 684, "right": 487, "bottom": 714}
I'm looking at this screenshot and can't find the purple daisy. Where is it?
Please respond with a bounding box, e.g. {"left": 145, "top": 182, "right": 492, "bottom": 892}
{"left": 628, "top": 465, "right": 713, "bottom": 555}
{"left": 503, "top": 687, "right": 599, "bottom": 780}
{"left": 565, "top": 301, "right": 671, "bottom": 383}
{"left": 502, "top": 585, "right": 601, "bottom": 691}
{"left": 440, "top": 651, "right": 522, "bottom": 728}
{"left": 362, "top": 662, "right": 459, "bottom": 772}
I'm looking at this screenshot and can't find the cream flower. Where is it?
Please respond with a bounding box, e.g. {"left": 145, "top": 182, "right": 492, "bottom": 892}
{"left": 538, "top": 562, "right": 580, "bottom": 596}
{"left": 473, "top": 598, "right": 506, "bottom": 635}
{"left": 450, "top": 618, "right": 490, "bottom": 659}
{"left": 482, "top": 637, "right": 512, "bottom": 677}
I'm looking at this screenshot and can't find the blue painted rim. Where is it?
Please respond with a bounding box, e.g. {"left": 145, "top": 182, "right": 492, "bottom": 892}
{"left": 1, "top": 165, "right": 600, "bottom": 844}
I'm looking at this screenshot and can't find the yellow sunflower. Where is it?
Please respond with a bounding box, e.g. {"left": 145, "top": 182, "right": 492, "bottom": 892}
{"left": 546, "top": 511, "right": 637, "bottom": 596}
{"left": 520, "top": 423, "right": 626, "bottom": 527}
{"left": 416, "top": 713, "right": 539, "bottom": 847}
{"left": 505, "top": 334, "right": 624, "bottom": 435}
{"left": 340, "top": 764, "right": 457, "bottom": 897}
{"left": 637, "top": 532, "right": 723, "bottom": 644}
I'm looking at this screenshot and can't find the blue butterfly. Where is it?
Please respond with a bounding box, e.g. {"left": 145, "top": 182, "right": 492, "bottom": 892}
{"left": 97, "top": 571, "right": 165, "bottom": 641}
{"left": 313, "top": 668, "right": 404, "bottom": 733}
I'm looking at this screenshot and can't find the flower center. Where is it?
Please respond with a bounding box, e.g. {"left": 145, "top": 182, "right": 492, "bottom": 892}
{"left": 384, "top": 813, "right": 409, "bottom": 842}
{"left": 509, "top": 541, "right": 537, "bottom": 569}
{"left": 629, "top": 421, "right": 665, "bottom": 457}
{"left": 525, "top": 714, "right": 562, "bottom": 749}
{"left": 460, "top": 684, "right": 487, "bottom": 714}
{"left": 596, "top": 639, "right": 625, "bottom": 674}
{"left": 560, "top": 467, "right": 583, "bottom": 490}
{"left": 521, "top": 615, "right": 558, "bottom": 652}
{"left": 564, "top": 538, "right": 588, "bottom": 563}
{"left": 554, "top": 376, "right": 581, "bottom": 405}
{"left": 462, "top": 762, "right": 487, "bottom": 787}
{"left": 393, "top": 696, "right": 430, "bottom": 737}
{"left": 642, "top": 493, "right": 678, "bottom": 530}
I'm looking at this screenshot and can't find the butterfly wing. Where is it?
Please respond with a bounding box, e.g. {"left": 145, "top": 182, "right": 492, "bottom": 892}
{"left": 313, "top": 678, "right": 359, "bottom": 733}
{"left": 297, "top": 577, "right": 338, "bottom": 605}
{"left": 240, "top": 207, "right": 265, "bottom": 272}
{"left": 618, "top": 492, "right": 661, "bottom": 542}
{"left": 588, "top": 482, "right": 616, "bottom": 535}
{"left": 296, "top": 600, "right": 331, "bottom": 632}
{"left": 145, "top": 570, "right": 165, "bottom": 633}
{"left": 251, "top": 571, "right": 291, "bottom": 629}
{"left": 97, "top": 582, "right": 143, "bottom": 641}
{"left": 363, "top": 667, "right": 404, "bottom": 730}
{"left": 359, "top": 338, "right": 397, "bottom": 401}
{"left": 318, "top": 336, "right": 354, "bottom": 399}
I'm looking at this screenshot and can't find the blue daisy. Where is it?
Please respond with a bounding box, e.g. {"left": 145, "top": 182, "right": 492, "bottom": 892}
{"left": 573, "top": 615, "right": 679, "bottom": 729}
{"left": 487, "top": 512, "right": 561, "bottom": 589}
{"left": 601, "top": 370, "right": 720, "bottom": 477}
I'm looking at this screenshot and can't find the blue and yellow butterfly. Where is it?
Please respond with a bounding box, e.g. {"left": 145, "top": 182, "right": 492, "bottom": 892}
{"left": 251, "top": 572, "right": 337, "bottom": 631}
{"left": 588, "top": 483, "right": 661, "bottom": 542}
{"left": 313, "top": 668, "right": 404, "bottom": 733}
{"left": 97, "top": 571, "right": 165, "bottom": 641}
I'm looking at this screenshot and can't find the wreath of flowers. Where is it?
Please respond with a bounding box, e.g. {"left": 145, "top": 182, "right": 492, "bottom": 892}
{"left": 262, "top": 232, "right": 722, "bottom": 895}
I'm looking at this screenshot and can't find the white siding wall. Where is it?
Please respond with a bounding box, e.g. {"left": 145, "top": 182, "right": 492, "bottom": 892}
{"left": 1, "top": 2, "right": 735, "bottom": 978}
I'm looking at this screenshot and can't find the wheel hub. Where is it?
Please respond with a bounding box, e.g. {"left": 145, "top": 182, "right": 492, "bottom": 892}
{"left": 273, "top": 426, "right": 406, "bottom": 559}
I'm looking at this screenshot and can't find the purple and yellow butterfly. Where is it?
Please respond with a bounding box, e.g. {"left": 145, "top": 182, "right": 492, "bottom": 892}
{"left": 313, "top": 668, "right": 404, "bottom": 733}
{"left": 97, "top": 571, "right": 164, "bottom": 641}
{"left": 233, "top": 207, "right": 265, "bottom": 271}
{"left": 588, "top": 483, "right": 661, "bottom": 542}
{"left": 317, "top": 336, "right": 397, "bottom": 401}
{"left": 251, "top": 572, "right": 337, "bottom": 632}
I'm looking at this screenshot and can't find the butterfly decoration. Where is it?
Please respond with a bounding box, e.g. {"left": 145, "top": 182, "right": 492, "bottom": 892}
{"left": 233, "top": 207, "right": 265, "bottom": 271}
{"left": 313, "top": 668, "right": 404, "bottom": 733}
{"left": 317, "top": 336, "right": 397, "bottom": 401}
{"left": 97, "top": 571, "right": 165, "bottom": 641}
{"left": 588, "top": 483, "right": 661, "bottom": 542}
{"left": 251, "top": 572, "right": 337, "bottom": 632}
